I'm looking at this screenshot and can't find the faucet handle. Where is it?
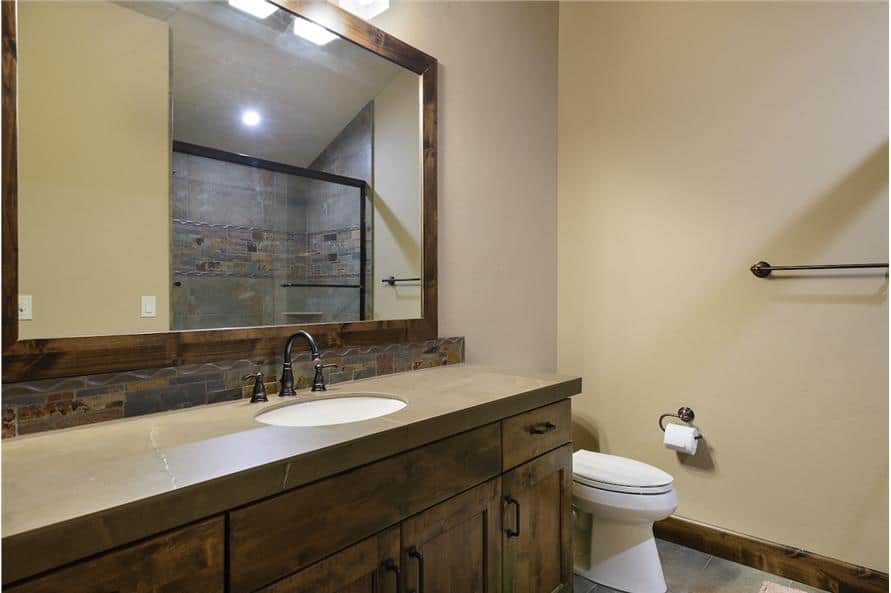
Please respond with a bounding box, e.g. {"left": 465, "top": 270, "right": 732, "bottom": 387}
{"left": 243, "top": 370, "right": 268, "bottom": 403}
{"left": 311, "top": 361, "right": 338, "bottom": 392}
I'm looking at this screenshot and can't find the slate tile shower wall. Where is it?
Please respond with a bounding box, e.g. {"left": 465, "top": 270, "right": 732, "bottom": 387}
{"left": 171, "top": 152, "right": 367, "bottom": 327}
{"left": 172, "top": 151, "right": 308, "bottom": 329}
{"left": 309, "top": 103, "right": 375, "bottom": 320}
{"left": 1, "top": 337, "right": 465, "bottom": 438}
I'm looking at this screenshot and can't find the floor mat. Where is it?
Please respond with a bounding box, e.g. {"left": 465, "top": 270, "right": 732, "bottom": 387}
{"left": 759, "top": 582, "right": 809, "bottom": 593}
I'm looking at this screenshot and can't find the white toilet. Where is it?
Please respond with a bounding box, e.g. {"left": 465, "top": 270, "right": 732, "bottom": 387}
{"left": 572, "top": 450, "right": 678, "bottom": 593}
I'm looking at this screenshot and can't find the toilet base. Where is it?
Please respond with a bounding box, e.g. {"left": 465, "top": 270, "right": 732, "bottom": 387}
{"left": 574, "top": 514, "right": 667, "bottom": 593}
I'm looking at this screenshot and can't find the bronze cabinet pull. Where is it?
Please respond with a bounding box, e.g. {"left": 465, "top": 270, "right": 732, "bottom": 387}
{"left": 383, "top": 559, "right": 402, "bottom": 593}
{"left": 408, "top": 546, "right": 425, "bottom": 593}
{"left": 529, "top": 422, "right": 557, "bottom": 435}
{"left": 504, "top": 496, "right": 521, "bottom": 538}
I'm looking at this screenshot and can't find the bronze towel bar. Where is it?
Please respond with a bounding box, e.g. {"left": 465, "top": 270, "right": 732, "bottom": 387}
{"left": 750, "top": 260, "right": 889, "bottom": 278}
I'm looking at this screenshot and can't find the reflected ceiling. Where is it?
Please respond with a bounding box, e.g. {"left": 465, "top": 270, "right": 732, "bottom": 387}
{"left": 120, "top": 0, "right": 404, "bottom": 166}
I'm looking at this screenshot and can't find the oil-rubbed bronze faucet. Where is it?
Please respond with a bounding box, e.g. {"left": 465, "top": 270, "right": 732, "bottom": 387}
{"left": 279, "top": 331, "right": 337, "bottom": 395}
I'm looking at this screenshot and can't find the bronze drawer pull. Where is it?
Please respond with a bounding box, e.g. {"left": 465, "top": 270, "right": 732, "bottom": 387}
{"left": 504, "top": 496, "right": 521, "bottom": 538}
{"left": 383, "top": 559, "right": 402, "bottom": 593}
{"left": 408, "top": 546, "right": 425, "bottom": 593}
{"left": 529, "top": 422, "right": 557, "bottom": 435}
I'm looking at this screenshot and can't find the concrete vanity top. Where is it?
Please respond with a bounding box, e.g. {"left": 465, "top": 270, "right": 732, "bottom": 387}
{"left": 1, "top": 364, "right": 581, "bottom": 584}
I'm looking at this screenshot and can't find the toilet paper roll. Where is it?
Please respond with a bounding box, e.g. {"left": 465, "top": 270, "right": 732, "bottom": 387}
{"left": 664, "top": 423, "right": 699, "bottom": 455}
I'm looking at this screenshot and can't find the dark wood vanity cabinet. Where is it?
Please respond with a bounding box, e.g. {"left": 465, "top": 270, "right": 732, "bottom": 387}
{"left": 228, "top": 423, "right": 502, "bottom": 593}
{"left": 6, "top": 400, "right": 574, "bottom": 593}
{"left": 8, "top": 517, "right": 226, "bottom": 593}
{"left": 255, "top": 527, "right": 402, "bottom": 593}
{"left": 401, "top": 478, "right": 503, "bottom": 593}
{"left": 502, "top": 445, "right": 574, "bottom": 593}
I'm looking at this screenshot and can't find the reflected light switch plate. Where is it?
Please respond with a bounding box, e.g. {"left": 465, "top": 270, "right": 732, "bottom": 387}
{"left": 18, "top": 295, "right": 32, "bottom": 320}
{"left": 141, "top": 295, "right": 156, "bottom": 318}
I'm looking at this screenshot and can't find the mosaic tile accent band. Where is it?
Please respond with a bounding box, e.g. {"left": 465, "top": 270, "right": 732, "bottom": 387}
{"left": 1, "top": 337, "right": 464, "bottom": 439}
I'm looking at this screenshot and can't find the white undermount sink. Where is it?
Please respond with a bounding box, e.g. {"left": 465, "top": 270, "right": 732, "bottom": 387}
{"left": 254, "top": 394, "right": 406, "bottom": 427}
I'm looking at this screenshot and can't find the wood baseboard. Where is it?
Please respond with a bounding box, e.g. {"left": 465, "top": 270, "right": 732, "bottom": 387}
{"left": 654, "top": 516, "right": 888, "bottom": 593}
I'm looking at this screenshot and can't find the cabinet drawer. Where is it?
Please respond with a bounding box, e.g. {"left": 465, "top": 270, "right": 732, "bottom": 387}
{"left": 8, "top": 517, "right": 225, "bottom": 593}
{"left": 256, "top": 526, "right": 400, "bottom": 593}
{"left": 502, "top": 399, "right": 571, "bottom": 470}
{"left": 229, "top": 422, "right": 501, "bottom": 593}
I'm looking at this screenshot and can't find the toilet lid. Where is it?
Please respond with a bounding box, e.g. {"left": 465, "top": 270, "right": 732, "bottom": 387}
{"left": 573, "top": 450, "right": 673, "bottom": 493}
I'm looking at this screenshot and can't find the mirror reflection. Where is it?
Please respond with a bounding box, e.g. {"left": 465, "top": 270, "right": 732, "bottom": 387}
{"left": 16, "top": 0, "right": 422, "bottom": 339}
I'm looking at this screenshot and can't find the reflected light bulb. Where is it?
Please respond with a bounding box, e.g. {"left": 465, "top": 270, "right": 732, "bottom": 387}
{"left": 228, "top": 0, "right": 277, "bottom": 19}
{"left": 241, "top": 110, "right": 262, "bottom": 127}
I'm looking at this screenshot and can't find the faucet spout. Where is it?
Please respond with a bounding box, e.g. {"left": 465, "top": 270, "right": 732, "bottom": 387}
{"left": 279, "top": 331, "right": 337, "bottom": 395}
{"left": 279, "top": 331, "right": 321, "bottom": 396}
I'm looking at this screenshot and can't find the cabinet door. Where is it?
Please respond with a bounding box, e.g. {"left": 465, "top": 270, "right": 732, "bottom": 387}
{"left": 257, "top": 526, "right": 401, "bottom": 593}
{"left": 401, "top": 479, "right": 502, "bottom": 593}
{"left": 230, "top": 423, "right": 501, "bottom": 593}
{"left": 502, "top": 445, "right": 573, "bottom": 593}
{"left": 8, "top": 517, "right": 225, "bottom": 593}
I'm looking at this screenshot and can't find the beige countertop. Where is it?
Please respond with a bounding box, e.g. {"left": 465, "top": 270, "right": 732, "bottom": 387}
{"left": 2, "top": 364, "right": 581, "bottom": 584}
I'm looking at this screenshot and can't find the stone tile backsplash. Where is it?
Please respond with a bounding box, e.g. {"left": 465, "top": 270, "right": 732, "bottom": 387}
{"left": 1, "top": 337, "right": 464, "bottom": 439}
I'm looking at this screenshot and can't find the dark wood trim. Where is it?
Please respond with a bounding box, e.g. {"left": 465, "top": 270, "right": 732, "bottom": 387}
{"left": 421, "top": 61, "right": 438, "bottom": 334}
{"left": 172, "top": 140, "right": 368, "bottom": 188}
{"left": 2, "top": 0, "right": 18, "bottom": 354}
{"left": 270, "top": 0, "right": 436, "bottom": 75}
{"left": 1, "top": 0, "right": 437, "bottom": 382}
{"left": 654, "top": 516, "right": 889, "bottom": 593}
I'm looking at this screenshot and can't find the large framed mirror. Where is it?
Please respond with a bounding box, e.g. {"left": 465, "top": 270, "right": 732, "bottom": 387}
{"left": 1, "top": 0, "right": 437, "bottom": 381}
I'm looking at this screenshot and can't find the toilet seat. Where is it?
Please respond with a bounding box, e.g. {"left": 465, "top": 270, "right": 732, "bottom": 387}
{"left": 573, "top": 450, "right": 673, "bottom": 496}
{"left": 574, "top": 474, "right": 674, "bottom": 495}
{"left": 572, "top": 449, "right": 678, "bottom": 593}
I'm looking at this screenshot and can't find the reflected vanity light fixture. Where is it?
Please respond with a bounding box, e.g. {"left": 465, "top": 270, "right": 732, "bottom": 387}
{"left": 337, "top": 0, "right": 389, "bottom": 21}
{"left": 292, "top": 16, "right": 338, "bottom": 45}
{"left": 241, "top": 109, "right": 262, "bottom": 127}
{"left": 228, "top": 0, "right": 277, "bottom": 19}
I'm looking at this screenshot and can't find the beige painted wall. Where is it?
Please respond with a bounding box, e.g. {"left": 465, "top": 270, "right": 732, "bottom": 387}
{"left": 558, "top": 2, "right": 888, "bottom": 570}
{"left": 373, "top": 70, "right": 423, "bottom": 320}
{"left": 374, "top": 2, "right": 558, "bottom": 371}
{"left": 18, "top": 1, "right": 170, "bottom": 338}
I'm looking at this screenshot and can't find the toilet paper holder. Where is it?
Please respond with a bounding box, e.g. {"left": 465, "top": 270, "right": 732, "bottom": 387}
{"left": 659, "top": 406, "right": 703, "bottom": 439}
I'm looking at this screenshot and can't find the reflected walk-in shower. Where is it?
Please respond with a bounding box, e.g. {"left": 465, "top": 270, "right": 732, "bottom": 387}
{"left": 170, "top": 141, "right": 371, "bottom": 330}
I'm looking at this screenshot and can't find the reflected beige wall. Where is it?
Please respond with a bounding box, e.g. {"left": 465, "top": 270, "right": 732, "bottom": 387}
{"left": 374, "top": 2, "right": 559, "bottom": 370}
{"left": 18, "top": 1, "right": 170, "bottom": 338}
{"left": 373, "top": 70, "right": 422, "bottom": 320}
{"left": 558, "top": 2, "right": 888, "bottom": 570}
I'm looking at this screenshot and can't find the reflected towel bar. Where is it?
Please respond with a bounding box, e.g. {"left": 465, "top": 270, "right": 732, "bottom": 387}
{"left": 382, "top": 276, "right": 421, "bottom": 286}
{"left": 750, "top": 261, "right": 889, "bottom": 278}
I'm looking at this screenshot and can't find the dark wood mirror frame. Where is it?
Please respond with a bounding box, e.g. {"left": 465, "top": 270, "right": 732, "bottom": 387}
{"left": 0, "top": 0, "right": 437, "bottom": 383}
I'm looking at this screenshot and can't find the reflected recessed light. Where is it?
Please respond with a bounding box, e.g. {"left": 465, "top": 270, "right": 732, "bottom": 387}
{"left": 292, "top": 16, "right": 337, "bottom": 46}
{"left": 338, "top": 0, "right": 389, "bottom": 20}
{"left": 241, "top": 110, "right": 262, "bottom": 127}
{"left": 228, "top": 0, "right": 277, "bottom": 20}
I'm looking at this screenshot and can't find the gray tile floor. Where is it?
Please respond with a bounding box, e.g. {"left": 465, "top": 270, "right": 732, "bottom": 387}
{"left": 573, "top": 539, "right": 829, "bottom": 593}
